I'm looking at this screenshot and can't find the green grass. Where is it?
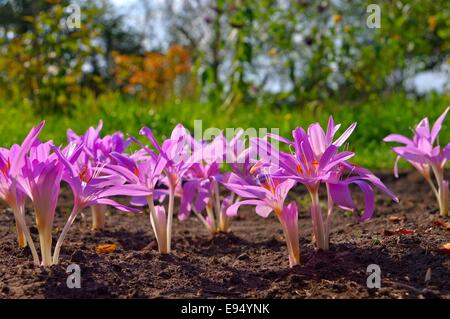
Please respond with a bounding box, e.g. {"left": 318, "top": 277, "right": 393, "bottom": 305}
{"left": 0, "top": 92, "right": 449, "bottom": 169}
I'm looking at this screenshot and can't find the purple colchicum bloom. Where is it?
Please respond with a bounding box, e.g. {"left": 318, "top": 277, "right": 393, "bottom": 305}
{"left": 51, "top": 144, "right": 151, "bottom": 265}
{"left": 0, "top": 118, "right": 406, "bottom": 268}
{"left": 180, "top": 132, "right": 237, "bottom": 235}
{"left": 255, "top": 117, "right": 397, "bottom": 252}
{"left": 107, "top": 150, "right": 169, "bottom": 252}
{"left": 0, "top": 121, "right": 45, "bottom": 264}
{"left": 142, "top": 124, "right": 192, "bottom": 253}
{"left": 67, "top": 120, "right": 130, "bottom": 164}
{"left": 223, "top": 172, "right": 300, "bottom": 266}
{"left": 18, "top": 140, "right": 64, "bottom": 267}
{"left": 67, "top": 120, "right": 131, "bottom": 230}
{"left": 179, "top": 162, "right": 222, "bottom": 234}
{"left": 280, "top": 202, "right": 299, "bottom": 267}
{"left": 0, "top": 146, "right": 28, "bottom": 248}
{"left": 123, "top": 124, "right": 193, "bottom": 253}
{"left": 384, "top": 107, "right": 450, "bottom": 216}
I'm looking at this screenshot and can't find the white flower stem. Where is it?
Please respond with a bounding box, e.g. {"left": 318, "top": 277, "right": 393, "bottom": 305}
{"left": 213, "top": 182, "right": 228, "bottom": 232}
{"left": 91, "top": 205, "right": 106, "bottom": 230}
{"left": 278, "top": 214, "right": 300, "bottom": 267}
{"left": 146, "top": 195, "right": 168, "bottom": 253}
{"left": 194, "top": 210, "right": 215, "bottom": 235}
{"left": 165, "top": 187, "right": 175, "bottom": 253}
{"left": 37, "top": 222, "right": 53, "bottom": 268}
{"left": 438, "top": 183, "right": 449, "bottom": 217}
{"left": 325, "top": 183, "right": 334, "bottom": 242}
{"left": 309, "top": 190, "right": 328, "bottom": 251}
{"left": 206, "top": 203, "right": 216, "bottom": 229}
{"left": 431, "top": 165, "right": 449, "bottom": 217}
{"left": 53, "top": 207, "right": 79, "bottom": 265}
{"left": 13, "top": 205, "right": 27, "bottom": 248}
{"left": 12, "top": 204, "right": 40, "bottom": 265}
{"left": 426, "top": 176, "right": 440, "bottom": 200}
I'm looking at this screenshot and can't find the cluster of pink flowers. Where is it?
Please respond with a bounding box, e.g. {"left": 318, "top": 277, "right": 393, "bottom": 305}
{"left": 385, "top": 107, "right": 450, "bottom": 217}
{"left": 0, "top": 108, "right": 448, "bottom": 268}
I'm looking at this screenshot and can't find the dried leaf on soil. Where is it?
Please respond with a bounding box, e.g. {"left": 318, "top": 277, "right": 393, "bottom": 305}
{"left": 438, "top": 243, "right": 450, "bottom": 254}
{"left": 432, "top": 220, "right": 450, "bottom": 230}
{"left": 95, "top": 243, "right": 117, "bottom": 254}
{"left": 384, "top": 228, "right": 415, "bottom": 236}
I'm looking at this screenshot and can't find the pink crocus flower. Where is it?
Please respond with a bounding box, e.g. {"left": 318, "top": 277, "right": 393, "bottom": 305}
{"left": 280, "top": 202, "right": 299, "bottom": 267}
{"left": 0, "top": 146, "right": 30, "bottom": 249}
{"left": 67, "top": 120, "right": 130, "bottom": 164}
{"left": 50, "top": 144, "right": 152, "bottom": 264}
{"left": 258, "top": 117, "right": 397, "bottom": 251}
{"left": 179, "top": 162, "right": 222, "bottom": 234}
{"left": 67, "top": 120, "right": 131, "bottom": 229}
{"left": 252, "top": 125, "right": 354, "bottom": 251}
{"left": 18, "top": 141, "right": 64, "bottom": 267}
{"left": 0, "top": 121, "right": 44, "bottom": 264}
{"left": 223, "top": 172, "right": 299, "bottom": 267}
{"left": 384, "top": 107, "right": 450, "bottom": 216}
{"left": 133, "top": 124, "right": 193, "bottom": 253}
{"left": 180, "top": 133, "right": 236, "bottom": 234}
{"left": 107, "top": 151, "right": 169, "bottom": 253}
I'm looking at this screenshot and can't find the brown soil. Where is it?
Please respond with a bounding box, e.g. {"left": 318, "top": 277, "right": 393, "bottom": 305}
{"left": 0, "top": 171, "right": 449, "bottom": 299}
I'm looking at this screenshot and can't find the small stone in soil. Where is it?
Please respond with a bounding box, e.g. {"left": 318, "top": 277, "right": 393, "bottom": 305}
{"left": 158, "top": 270, "right": 171, "bottom": 279}
{"left": 237, "top": 253, "right": 249, "bottom": 260}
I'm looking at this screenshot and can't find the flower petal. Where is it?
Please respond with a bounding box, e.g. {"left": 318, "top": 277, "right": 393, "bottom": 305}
{"left": 383, "top": 134, "right": 413, "bottom": 146}
{"left": 226, "top": 199, "right": 266, "bottom": 217}
{"left": 431, "top": 106, "right": 450, "bottom": 144}
{"left": 255, "top": 204, "right": 273, "bottom": 218}
{"left": 99, "top": 184, "right": 152, "bottom": 198}
{"left": 334, "top": 122, "right": 357, "bottom": 147}
{"left": 328, "top": 182, "right": 355, "bottom": 212}
{"left": 95, "top": 198, "right": 141, "bottom": 213}
{"left": 352, "top": 180, "right": 375, "bottom": 222}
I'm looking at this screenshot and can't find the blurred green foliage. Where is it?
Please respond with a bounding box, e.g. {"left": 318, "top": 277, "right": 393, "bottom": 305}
{"left": 0, "top": 0, "right": 143, "bottom": 113}
{"left": 185, "top": 0, "right": 449, "bottom": 107}
{"left": 0, "top": 1, "right": 100, "bottom": 112}
{"left": 0, "top": 92, "right": 448, "bottom": 169}
{"left": 0, "top": 0, "right": 448, "bottom": 111}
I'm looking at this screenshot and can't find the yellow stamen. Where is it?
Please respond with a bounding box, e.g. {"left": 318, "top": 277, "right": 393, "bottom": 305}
{"left": 250, "top": 162, "right": 262, "bottom": 175}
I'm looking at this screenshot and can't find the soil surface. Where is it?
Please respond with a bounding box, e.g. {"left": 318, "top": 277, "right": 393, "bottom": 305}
{"left": 0, "top": 171, "right": 449, "bottom": 299}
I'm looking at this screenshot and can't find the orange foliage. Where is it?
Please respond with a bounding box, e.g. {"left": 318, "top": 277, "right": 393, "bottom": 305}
{"left": 112, "top": 45, "right": 192, "bottom": 102}
{"left": 95, "top": 243, "right": 117, "bottom": 254}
